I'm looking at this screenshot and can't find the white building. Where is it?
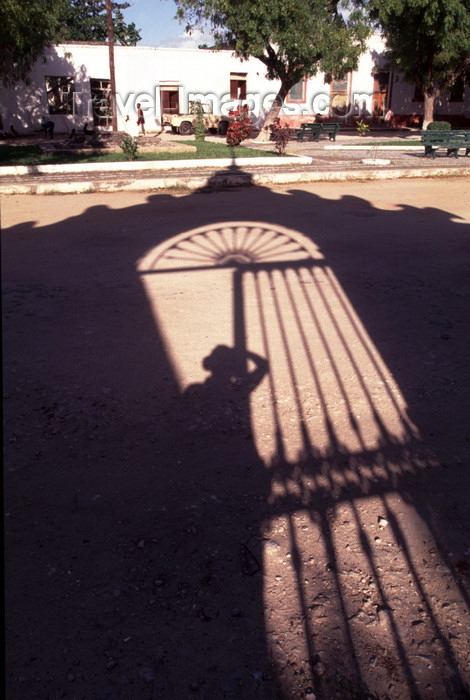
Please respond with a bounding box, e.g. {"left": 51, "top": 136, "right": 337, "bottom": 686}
{"left": 1, "top": 36, "right": 469, "bottom": 136}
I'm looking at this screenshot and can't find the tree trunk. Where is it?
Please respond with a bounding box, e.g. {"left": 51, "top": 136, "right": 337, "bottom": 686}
{"left": 252, "top": 82, "right": 290, "bottom": 140}
{"left": 422, "top": 93, "right": 436, "bottom": 130}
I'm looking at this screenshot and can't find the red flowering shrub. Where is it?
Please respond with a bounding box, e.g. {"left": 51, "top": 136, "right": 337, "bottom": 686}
{"left": 269, "top": 118, "right": 292, "bottom": 156}
{"left": 226, "top": 105, "right": 253, "bottom": 147}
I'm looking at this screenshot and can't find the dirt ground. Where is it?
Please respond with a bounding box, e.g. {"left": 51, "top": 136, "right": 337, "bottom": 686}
{"left": 2, "top": 178, "right": 470, "bottom": 700}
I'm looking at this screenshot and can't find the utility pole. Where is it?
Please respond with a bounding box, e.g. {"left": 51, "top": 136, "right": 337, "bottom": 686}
{"left": 106, "top": 0, "right": 118, "bottom": 131}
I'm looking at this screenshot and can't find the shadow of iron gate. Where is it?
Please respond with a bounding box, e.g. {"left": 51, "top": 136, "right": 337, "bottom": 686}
{"left": 137, "top": 222, "right": 468, "bottom": 698}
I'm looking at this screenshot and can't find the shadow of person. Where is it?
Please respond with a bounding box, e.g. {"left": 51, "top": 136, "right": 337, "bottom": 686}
{"left": 182, "top": 344, "right": 268, "bottom": 438}
{"left": 162, "top": 345, "right": 278, "bottom": 696}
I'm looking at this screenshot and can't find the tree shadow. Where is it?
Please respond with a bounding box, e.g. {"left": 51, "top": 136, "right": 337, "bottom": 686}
{"left": 3, "top": 177, "right": 470, "bottom": 699}
{"left": 1, "top": 54, "right": 89, "bottom": 135}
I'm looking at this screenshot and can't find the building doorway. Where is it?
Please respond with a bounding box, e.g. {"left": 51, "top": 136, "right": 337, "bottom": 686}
{"left": 160, "top": 87, "right": 180, "bottom": 115}
{"left": 90, "top": 78, "right": 113, "bottom": 127}
{"left": 372, "top": 70, "right": 390, "bottom": 122}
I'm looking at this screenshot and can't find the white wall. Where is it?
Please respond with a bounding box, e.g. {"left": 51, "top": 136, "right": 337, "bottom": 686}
{"left": 2, "top": 36, "right": 467, "bottom": 135}
{"left": 112, "top": 45, "right": 280, "bottom": 132}
{"left": 1, "top": 43, "right": 284, "bottom": 134}
{"left": 390, "top": 75, "right": 470, "bottom": 118}
{"left": 0, "top": 39, "right": 385, "bottom": 134}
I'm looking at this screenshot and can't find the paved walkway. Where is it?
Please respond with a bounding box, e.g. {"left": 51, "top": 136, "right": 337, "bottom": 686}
{"left": 1, "top": 130, "right": 470, "bottom": 194}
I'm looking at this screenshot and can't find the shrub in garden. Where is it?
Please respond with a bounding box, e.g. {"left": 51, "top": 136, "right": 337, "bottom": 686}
{"left": 426, "top": 121, "right": 451, "bottom": 130}
{"left": 269, "top": 118, "right": 292, "bottom": 156}
{"left": 355, "top": 118, "right": 370, "bottom": 136}
{"left": 193, "top": 102, "right": 206, "bottom": 141}
{"left": 120, "top": 136, "right": 139, "bottom": 160}
{"left": 226, "top": 105, "right": 252, "bottom": 147}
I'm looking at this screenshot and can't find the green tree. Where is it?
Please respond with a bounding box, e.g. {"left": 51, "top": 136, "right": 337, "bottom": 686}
{"left": 364, "top": 0, "right": 470, "bottom": 127}
{"left": 175, "top": 0, "right": 371, "bottom": 130}
{"left": 0, "top": 0, "right": 141, "bottom": 87}
{"left": 0, "top": 0, "right": 66, "bottom": 86}
{"left": 60, "top": 0, "right": 141, "bottom": 45}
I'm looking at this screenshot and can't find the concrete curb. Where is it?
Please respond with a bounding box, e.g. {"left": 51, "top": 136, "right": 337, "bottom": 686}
{"left": 254, "top": 167, "right": 470, "bottom": 184}
{"left": 2, "top": 166, "right": 469, "bottom": 195}
{"left": 325, "top": 144, "right": 423, "bottom": 151}
{"left": 0, "top": 154, "right": 312, "bottom": 177}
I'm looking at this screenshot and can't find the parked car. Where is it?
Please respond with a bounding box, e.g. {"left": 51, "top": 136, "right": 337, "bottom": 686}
{"left": 162, "top": 102, "right": 230, "bottom": 136}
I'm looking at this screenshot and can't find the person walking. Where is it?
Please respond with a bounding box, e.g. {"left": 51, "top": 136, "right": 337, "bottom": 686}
{"left": 136, "top": 103, "right": 146, "bottom": 136}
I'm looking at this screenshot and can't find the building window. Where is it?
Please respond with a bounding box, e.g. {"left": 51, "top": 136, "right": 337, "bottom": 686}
{"left": 90, "top": 78, "right": 113, "bottom": 127}
{"left": 286, "top": 78, "right": 306, "bottom": 103}
{"left": 46, "top": 76, "right": 74, "bottom": 114}
{"left": 413, "top": 85, "right": 424, "bottom": 102}
{"left": 448, "top": 76, "right": 464, "bottom": 102}
{"left": 230, "top": 73, "right": 247, "bottom": 100}
{"left": 330, "top": 76, "right": 349, "bottom": 116}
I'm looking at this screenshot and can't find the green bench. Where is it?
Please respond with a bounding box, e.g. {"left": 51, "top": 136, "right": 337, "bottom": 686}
{"left": 297, "top": 122, "right": 341, "bottom": 142}
{"left": 421, "top": 130, "right": 470, "bottom": 159}
{"left": 297, "top": 123, "right": 322, "bottom": 141}
{"left": 450, "top": 130, "right": 470, "bottom": 156}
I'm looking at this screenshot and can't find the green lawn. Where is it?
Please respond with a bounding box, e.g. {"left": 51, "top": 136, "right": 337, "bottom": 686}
{"left": 0, "top": 140, "right": 277, "bottom": 166}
